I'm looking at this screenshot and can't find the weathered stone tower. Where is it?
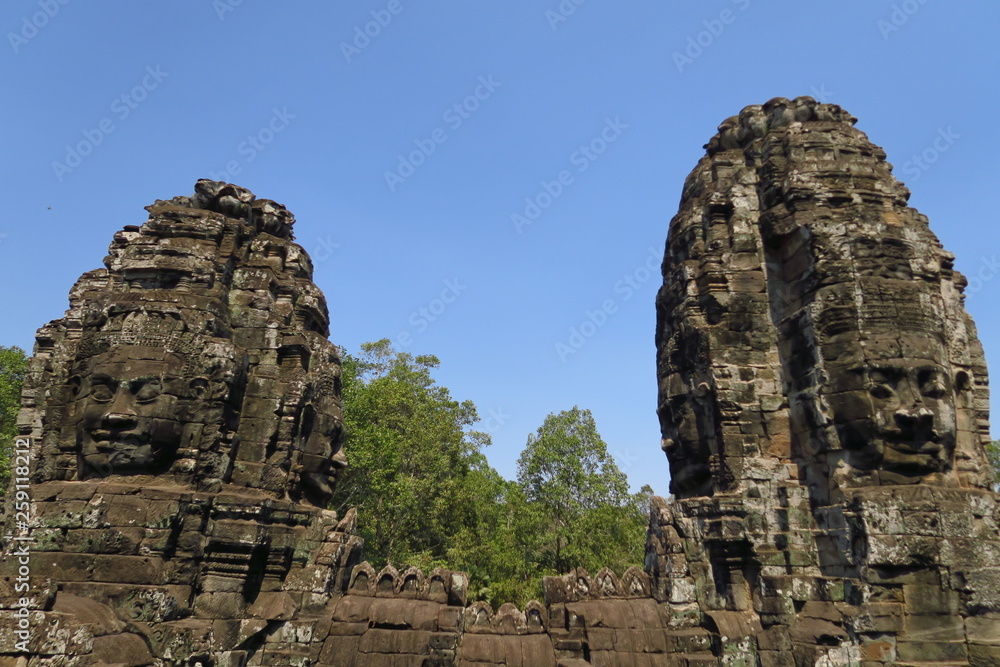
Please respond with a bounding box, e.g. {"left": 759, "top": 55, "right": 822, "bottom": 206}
{"left": 0, "top": 181, "right": 365, "bottom": 664}
{"left": 1, "top": 98, "right": 998, "bottom": 665}
{"left": 650, "top": 96, "right": 1000, "bottom": 665}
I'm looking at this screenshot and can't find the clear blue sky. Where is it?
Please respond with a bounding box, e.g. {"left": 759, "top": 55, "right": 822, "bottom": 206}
{"left": 3, "top": 1, "right": 998, "bottom": 496}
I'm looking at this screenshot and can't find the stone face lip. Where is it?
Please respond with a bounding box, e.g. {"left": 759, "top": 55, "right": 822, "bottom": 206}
{"left": 4, "top": 109, "right": 1000, "bottom": 666}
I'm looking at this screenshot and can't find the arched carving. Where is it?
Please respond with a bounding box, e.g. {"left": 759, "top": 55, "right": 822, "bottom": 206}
{"left": 463, "top": 601, "right": 493, "bottom": 633}
{"left": 524, "top": 600, "right": 547, "bottom": 633}
{"left": 621, "top": 566, "right": 651, "bottom": 598}
{"left": 594, "top": 567, "right": 622, "bottom": 598}
{"left": 493, "top": 603, "right": 526, "bottom": 635}
{"left": 347, "top": 562, "right": 376, "bottom": 597}
{"left": 427, "top": 568, "right": 449, "bottom": 604}
{"left": 397, "top": 566, "right": 425, "bottom": 599}
{"left": 375, "top": 565, "right": 399, "bottom": 597}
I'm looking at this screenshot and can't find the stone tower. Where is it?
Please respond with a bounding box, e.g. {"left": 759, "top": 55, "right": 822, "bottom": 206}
{"left": 0, "top": 181, "right": 364, "bottom": 664}
{"left": 650, "top": 96, "right": 1000, "bottom": 665}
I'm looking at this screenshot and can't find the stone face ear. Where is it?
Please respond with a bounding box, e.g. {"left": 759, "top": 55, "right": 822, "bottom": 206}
{"left": 189, "top": 376, "right": 209, "bottom": 399}
{"left": 956, "top": 370, "right": 972, "bottom": 392}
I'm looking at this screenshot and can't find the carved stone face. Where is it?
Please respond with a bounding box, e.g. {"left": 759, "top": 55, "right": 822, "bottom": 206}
{"left": 69, "top": 349, "right": 193, "bottom": 479}
{"left": 298, "top": 403, "right": 346, "bottom": 507}
{"left": 822, "top": 333, "right": 966, "bottom": 483}
{"left": 660, "top": 384, "right": 716, "bottom": 496}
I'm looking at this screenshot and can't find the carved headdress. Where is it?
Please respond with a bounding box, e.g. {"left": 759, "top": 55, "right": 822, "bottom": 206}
{"left": 656, "top": 97, "right": 991, "bottom": 500}
{"left": 22, "top": 180, "right": 345, "bottom": 506}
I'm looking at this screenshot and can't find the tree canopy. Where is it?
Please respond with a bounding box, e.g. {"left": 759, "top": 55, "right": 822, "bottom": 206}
{"left": 987, "top": 440, "right": 1000, "bottom": 492}
{"left": 0, "top": 346, "right": 29, "bottom": 490}
{"left": 330, "top": 339, "right": 493, "bottom": 571}
{"left": 330, "top": 341, "right": 650, "bottom": 606}
{"left": 516, "top": 406, "right": 650, "bottom": 577}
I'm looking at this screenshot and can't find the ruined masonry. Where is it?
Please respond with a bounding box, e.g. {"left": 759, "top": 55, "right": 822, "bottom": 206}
{"left": 2, "top": 97, "right": 999, "bottom": 666}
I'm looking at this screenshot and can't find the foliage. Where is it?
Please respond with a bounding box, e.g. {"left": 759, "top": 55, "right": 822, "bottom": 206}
{"left": 0, "top": 346, "right": 29, "bottom": 491}
{"left": 331, "top": 342, "right": 651, "bottom": 608}
{"left": 987, "top": 440, "right": 1000, "bottom": 492}
{"left": 330, "top": 339, "right": 492, "bottom": 572}
{"left": 516, "top": 406, "right": 650, "bottom": 576}
{"left": 443, "top": 457, "right": 547, "bottom": 606}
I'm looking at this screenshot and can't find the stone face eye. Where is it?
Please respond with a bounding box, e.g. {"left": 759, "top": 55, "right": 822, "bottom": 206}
{"left": 134, "top": 379, "right": 162, "bottom": 403}
{"left": 918, "top": 369, "right": 948, "bottom": 399}
{"left": 868, "top": 383, "right": 893, "bottom": 400}
{"left": 867, "top": 367, "right": 902, "bottom": 400}
{"left": 90, "top": 383, "right": 115, "bottom": 402}
{"left": 921, "top": 379, "right": 947, "bottom": 399}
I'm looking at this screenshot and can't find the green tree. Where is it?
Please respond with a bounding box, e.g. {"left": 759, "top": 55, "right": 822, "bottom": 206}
{"left": 986, "top": 440, "right": 1000, "bottom": 492}
{"left": 330, "top": 339, "right": 493, "bottom": 571}
{"left": 330, "top": 346, "right": 652, "bottom": 608}
{"left": 444, "top": 455, "right": 546, "bottom": 606}
{"left": 0, "top": 346, "right": 29, "bottom": 491}
{"left": 516, "top": 406, "right": 650, "bottom": 576}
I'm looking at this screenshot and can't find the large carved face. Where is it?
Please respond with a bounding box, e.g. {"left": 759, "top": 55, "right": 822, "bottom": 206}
{"left": 297, "top": 401, "right": 346, "bottom": 507}
{"left": 69, "top": 348, "right": 196, "bottom": 479}
{"left": 822, "top": 332, "right": 967, "bottom": 483}
{"left": 660, "top": 381, "right": 716, "bottom": 496}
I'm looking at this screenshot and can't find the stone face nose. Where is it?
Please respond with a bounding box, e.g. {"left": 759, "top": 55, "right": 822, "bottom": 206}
{"left": 893, "top": 405, "right": 934, "bottom": 434}
{"left": 102, "top": 410, "right": 137, "bottom": 429}
{"left": 333, "top": 448, "right": 348, "bottom": 469}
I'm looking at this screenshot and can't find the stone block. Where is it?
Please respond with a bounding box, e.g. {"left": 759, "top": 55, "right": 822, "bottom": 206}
{"left": 368, "top": 598, "right": 440, "bottom": 631}
{"left": 319, "top": 635, "right": 360, "bottom": 666}
{"left": 903, "top": 584, "right": 960, "bottom": 615}
{"left": 92, "top": 555, "right": 165, "bottom": 584}
{"left": 357, "top": 628, "right": 431, "bottom": 655}
{"left": 459, "top": 633, "right": 505, "bottom": 662}
{"left": 31, "top": 552, "right": 94, "bottom": 582}
{"left": 249, "top": 592, "right": 299, "bottom": 620}
{"left": 758, "top": 651, "right": 795, "bottom": 667}
{"left": 966, "top": 614, "right": 1000, "bottom": 645}
{"left": 63, "top": 527, "right": 145, "bottom": 555}
{"left": 963, "top": 568, "right": 1000, "bottom": 613}
{"left": 969, "top": 644, "right": 1000, "bottom": 666}
{"left": 438, "top": 605, "right": 463, "bottom": 630}
{"left": 668, "top": 628, "right": 712, "bottom": 654}
{"left": 896, "top": 640, "right": 968, "bottom": 663}
{"left": 332, "top": 596, "right": 373, "bottom": 624}
{"left": 104, "top": 495, "right": 149, "bottom": 526}
{"left": 859, "top": 633, "right": 895, "bottom": 662}
{"left": 35, "top": 500, "right": 89, "bottom": 529}
{"left": 904, "top": 614, "right": 965, "bottom": 641}
{"left": 587, "top": 628, "right": 614, "bottom": 651}
{"left": 756, "top": 625, "right": 791, "bottom": 651}
{"left": 91, "top": 633, "right": 155, "bottom": 666}
{"left": 193, "top": 592, "right": 247, "bottom": 619}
